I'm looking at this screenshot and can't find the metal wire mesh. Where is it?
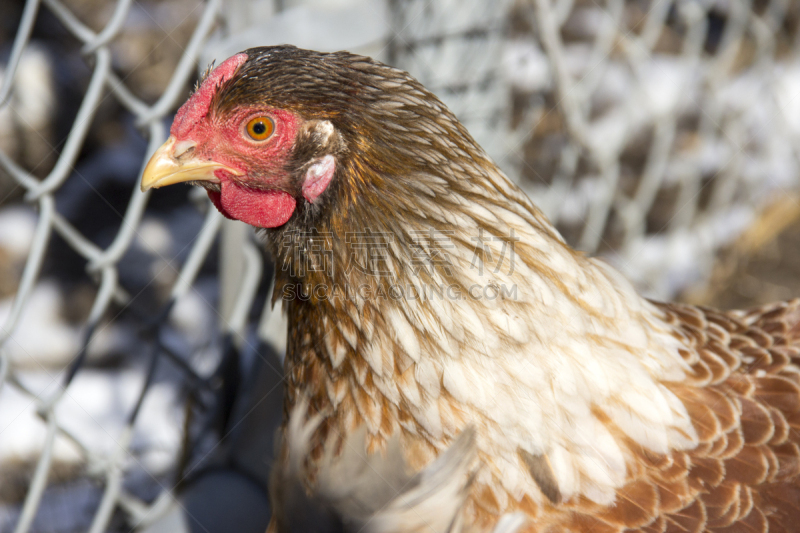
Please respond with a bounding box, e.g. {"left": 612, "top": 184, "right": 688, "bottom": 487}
{"left": 509, "top": 0, "right": 800, "bottom": 297}
{"left": 387, "top": 0, "right": 516, "bottom": 161}
{"left": 0, "top": 0, "right": 277, "bottom": 531}
{"left": 0, "top": 0, "right": 799, "bottom": 532}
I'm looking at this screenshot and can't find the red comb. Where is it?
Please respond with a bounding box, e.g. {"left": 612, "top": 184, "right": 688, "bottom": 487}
{"left": 172, "top": 53, "right": 248, "bottom": 138}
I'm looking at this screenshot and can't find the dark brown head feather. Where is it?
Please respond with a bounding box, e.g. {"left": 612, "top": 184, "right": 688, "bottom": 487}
{"left": 209, "top": 46, "right": 559, "bottom": 296}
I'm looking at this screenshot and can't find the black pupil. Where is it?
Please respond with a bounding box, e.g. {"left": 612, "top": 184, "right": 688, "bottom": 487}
{"left": 252, "top": 121, "right": 267, "bottom": 135}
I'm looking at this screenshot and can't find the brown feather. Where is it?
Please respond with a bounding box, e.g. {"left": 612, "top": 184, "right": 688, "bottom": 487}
{"left": 596, "top": 479, "right": 659, "bottom": 528}
{"left": 739, "top": 398, "right": 775, "bottom": 445}
{"left": 665, "top": 498, "right": 707, "bottom": 533}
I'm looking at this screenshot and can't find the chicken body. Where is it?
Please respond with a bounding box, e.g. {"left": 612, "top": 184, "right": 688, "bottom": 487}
{"left": 141, "top": 46, "right": 800, "bottom": 532}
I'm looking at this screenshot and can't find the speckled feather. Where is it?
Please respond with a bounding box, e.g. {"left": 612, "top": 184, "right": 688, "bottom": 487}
{"left": 197, "top": 46, "right": 800, "bottom": 532}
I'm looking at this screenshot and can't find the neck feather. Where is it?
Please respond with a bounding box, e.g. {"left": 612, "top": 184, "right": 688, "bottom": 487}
{"left": 266, "top": 126, "right": 697, "bottom": 506}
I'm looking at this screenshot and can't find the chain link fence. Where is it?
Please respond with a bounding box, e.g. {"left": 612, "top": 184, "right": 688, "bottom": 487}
{"left": 0, "top": 1, "right": 274, "bottom": 531}
{"left": 510, "top": 0, "right": 800, "bottom": 297}
{"left": 0, "top": 0, "right": 799, "bottom": 531}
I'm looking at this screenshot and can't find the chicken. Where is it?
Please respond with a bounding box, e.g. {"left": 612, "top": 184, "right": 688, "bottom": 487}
{"left": 141, "top": 45, "right": 800, "bottom": 532}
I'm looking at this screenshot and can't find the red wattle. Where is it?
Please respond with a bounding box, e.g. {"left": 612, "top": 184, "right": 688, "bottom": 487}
{"left": 207, "top": 180, "right": 296, "bottom": 228}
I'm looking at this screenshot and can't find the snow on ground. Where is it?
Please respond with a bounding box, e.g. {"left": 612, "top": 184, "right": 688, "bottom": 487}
{"left": 0, "top": 369, "right": 182, "bottom": 474}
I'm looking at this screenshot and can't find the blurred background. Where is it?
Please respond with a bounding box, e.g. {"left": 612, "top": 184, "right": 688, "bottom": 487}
{"left": 0, "top": 0, "right": 799, "bottom": 531}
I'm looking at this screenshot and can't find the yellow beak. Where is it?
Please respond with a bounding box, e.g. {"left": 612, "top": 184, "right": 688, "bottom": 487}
{"left": 140, "top": 136, "right": 242, "bottom": 192}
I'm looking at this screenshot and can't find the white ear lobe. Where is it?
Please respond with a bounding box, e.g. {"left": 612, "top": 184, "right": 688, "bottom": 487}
{"left": 301, "top": 154, "right": 336, "bottom": 203}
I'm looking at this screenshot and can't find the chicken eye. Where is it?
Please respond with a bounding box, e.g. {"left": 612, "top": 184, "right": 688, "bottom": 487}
{"left": 245, "top": 116, "right": 274, "bottom": 141}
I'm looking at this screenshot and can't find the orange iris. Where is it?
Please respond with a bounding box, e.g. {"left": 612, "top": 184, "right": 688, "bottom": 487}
{"left": 245, "top": 116, "right": 274, "bottom": 141}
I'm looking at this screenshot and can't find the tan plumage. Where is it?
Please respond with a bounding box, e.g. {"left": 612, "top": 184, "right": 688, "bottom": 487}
{"left": 140, "top": 46, "right": 800, "bottom": 532}
{"left": 526, "top": 300, "right": 800, "bottom": 533}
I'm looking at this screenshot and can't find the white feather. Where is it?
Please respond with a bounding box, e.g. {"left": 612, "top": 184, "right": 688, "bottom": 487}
{"left": 338, "top": 319, "right": 358, "bottom": 350}
{"left": 361, "top": 339, "right": 384, "bottom": 376}
{"left": 388, "top": 307, "right": 421, "bottom": 362}
{"left": 415, "top": 357, "right": 441, "bottom": 397}
{"left": 396, "top": 368, "right": 422, "bottom": 407}
{"left": 324, "top": 330, "right": 347, "bottom": 369}
{"left": 442, "top": 358, "right": 476, "bottom": 405}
